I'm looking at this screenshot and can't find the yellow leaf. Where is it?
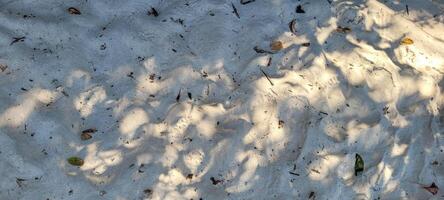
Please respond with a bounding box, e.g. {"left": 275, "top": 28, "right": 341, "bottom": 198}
{"left": 401, "top": 37, "right": 414, "bottom": 45}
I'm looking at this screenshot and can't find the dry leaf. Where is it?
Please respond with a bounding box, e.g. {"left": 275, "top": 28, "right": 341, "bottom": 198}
{"left": 0, "top": 64, "right": 7, "bottom": 72}
{"left": 81, "top": 132, "right": 92, "bottom": 140}
{"left": 67, "top": 157, "right": 84, "bottom": 166}
{"left": 148, "top": 7, "right": 159, "bottom": 17}
{"left": 289, "top": 19, "right": 296, "bottom": 34}
{"left": 296, "top": 5, "right": 305, "bottom": 13}
{"left": 423, "top": 182, "right": 439, "bottom": 195}
{"left": 278, "top": 120, "right": 285, "bottom": 128}
{"left": 186, "top": 174, "right": 193, "bottom": 179}
{"left": 336, "top": 26, "right": 351, "bottom": 33}
{"left": 270, "top": 41, "right": 283, "bottom": 51}
{"left": 80, "top": 128, "right": 96, "bottom": 140}
{"left": 355, "top": 153, "right": 364, "bottom": 176}
{"left": 67, "top": 7, "right": 81, "bottom": 15}
{"left": 82, "top": 128, "right": 97, "bottom": 134}
{"left": 400, "top": 37, "right": 414, "bottom": 45}
{"left": 308, "top": 191, "right": 315, "bottom": 199}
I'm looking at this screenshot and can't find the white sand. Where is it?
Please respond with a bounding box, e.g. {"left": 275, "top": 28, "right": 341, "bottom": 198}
{"left": 1, "top": 0, "right": 444, "bottom": 199}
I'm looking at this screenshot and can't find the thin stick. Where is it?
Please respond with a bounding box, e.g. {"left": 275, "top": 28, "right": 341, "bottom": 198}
{"left": 232, "top": 3, "right": 240, "bottom": 19}
{"left": 260, "top": 68, "right": 274, "bottom": 86}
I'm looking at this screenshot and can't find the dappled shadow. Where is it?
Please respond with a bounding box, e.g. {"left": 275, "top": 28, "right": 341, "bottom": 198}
{"left": 1, "top": 0, "right": 444, "bottom": 199}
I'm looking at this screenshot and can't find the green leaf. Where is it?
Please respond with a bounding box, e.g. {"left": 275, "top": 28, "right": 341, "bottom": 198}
{"left": 354, "top": 153, "right": 364, "bottom": 176}
{"left": 67, "top": 156, "right": 84, "bottom": 166}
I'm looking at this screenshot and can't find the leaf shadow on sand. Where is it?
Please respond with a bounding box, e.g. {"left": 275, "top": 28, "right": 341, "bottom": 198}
{"left": 0, "top": 0, "right": 444, "bottom": 199}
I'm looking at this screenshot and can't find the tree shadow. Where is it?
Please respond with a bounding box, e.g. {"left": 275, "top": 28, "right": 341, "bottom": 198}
{"left": 1, "top": 0, "right": 444, "bottom": 199}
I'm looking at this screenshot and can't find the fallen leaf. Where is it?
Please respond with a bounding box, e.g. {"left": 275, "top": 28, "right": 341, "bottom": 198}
{"left": 80, "top": 132, "right": 92, "bottom": 140}
{"left": 270, "top": 41, "right": 283, "bottom": 51}
{"left": 400, "top": 37, "right": 414, "bottom": 45}
{"left": 423, "top": 182, "right": 439, "bottom": 195}
{"left": 210, "top": 177, "right": 223, "bottom": 185}
{"left": 278, "top": 120, "right": 285, "bottom": 128}
{"left": 309, "top": 191, "right": 315, "bottom": 199}
{"left": 176, "top": 89, "right": 181, "bottom": 102}
{"left": 0, "top": 64, "right": 7, "bottom": 72}
{"left": 336, "top": 26, "right": 351, "bottom": 33}
{"left": 289, "top": 19, "right": 297, "bottom": 34}
{"left": 10, "top": 37, "right": 26, "bottom": 45}
{"left": 186, "top": 174, "right": 193, "bottom": 179}
{"left": 296, "top": 5, "right": 305, "bottom": 13}
{"left": 16, "top": 178, "right": 26, "bottom": 187}
{"left": 143, "top": 188, "right": 153, "bottom": 197}
{"left": 67, "top": 7, "right": 81, "bottom": 15}
{"left": 82, "top": 128, "right": 97, "bottom": 134}
{"left": 355, "top": 153, "right": 364, "bottom": 176}
{"left": 148, "top": 7, "right": 159, "bottom": 17}
{"left": 67, "top": 157, "right": 84, "bottom": 166}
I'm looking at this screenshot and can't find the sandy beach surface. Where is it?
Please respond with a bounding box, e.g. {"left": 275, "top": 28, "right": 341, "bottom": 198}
{"left": 1, "top": 0, "right": 444, "bottom": 199}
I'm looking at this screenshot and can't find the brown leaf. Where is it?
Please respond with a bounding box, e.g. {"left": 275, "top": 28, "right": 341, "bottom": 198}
{"left": 81, "top": 132, "right": 92, "bottom": 140}
{"left": 309, "top": 191, "right": 315, "bottom": 199}
{"left": 186, "top": 174, "right": 193, "bottom": 179}
{"left": 296, "top": 5, "right": 305, "bottom": 13}
{"left": 423, "top": 182, "right": 439, "bottom": 195}
{"left": 336, "top": 26, "right": 351, "bottom": 33}
{"left": 0, "top": 64, "right": 7, "bottom": 72}
{"left": 67, "top": 7, "right": 81, "bottom": 15}
{"left": 400, "top": 37, "right": 414, "bottom": 45}
{"left": 80, "top": 128, "right": 96, "bottom": 140}
{"left": 10, "top": 37, "right": 26, "bottom": 45}
{"left": 148, "top": 7, "right": 159, "bottom": 17}
{"left": 278, "top": 120, "right": 285, "bottom": 128}
{"left": 82, "top": 128, "right": 97, "bottom": 134}
{"left": 210, "top": 177, "right": 223, "bottom": 185}
{"left": 143, "top": 188, "right": 153, "bottom": 198}
{"left": 270, "top": 41, "right": 283, "bottom": 51}
{"left": 176, "top": 89, "right": 181, "bottom": 102}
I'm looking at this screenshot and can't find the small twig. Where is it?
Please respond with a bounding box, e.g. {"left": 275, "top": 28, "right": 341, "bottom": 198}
{"left": 319, "top": 111, "right": 328, "bottom": 115}
{"left": 260, "top": 68, "right": 274, "bottom": 86}
{"left": 289, "top": 172, "right": 300, "bottom": 176}
{"left": 267, "top": 57, "right": 272, "bottom": 67}
{"left": 10, "top": 36, "right": 25, "bottom": 45}
{"left": 231, "top": 3, "right": 240, "bottom": 19}
{"left": 240, "top": 0, "right": 255, "bottom": 5}
{"left": 253, "top": 46, "right": 274, "bottom": 54}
